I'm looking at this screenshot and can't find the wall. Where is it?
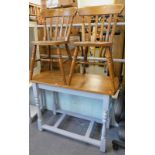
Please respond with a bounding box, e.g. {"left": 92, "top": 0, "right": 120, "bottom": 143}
{"left": 29, "top": 0, "right": 41, "bottom": 5}
{"left": 77, "top": 0, "right": 114, "bottom": 8}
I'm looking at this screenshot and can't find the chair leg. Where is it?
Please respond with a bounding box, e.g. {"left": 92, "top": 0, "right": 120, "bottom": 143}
{"left": 105, "top": 47, "right": 115, "bottom": 93}
{"left": 56, "top": 45, "right": 67, "bottom": 85}
{"left": 30, "top": 45, "right": 37, "bottom": 80}
{"left": 82, "top": 46, "right": 88, "bottom": 74}
{"left": 68, "top": 47, "right": 79, "bottom": 85}
{"left": 99, "top": 47, "right": 106, "bottom": 67}
{"left": 48, "top": 45, "right": 51, "bottom": 70}
{"left": 102, "top": 47, "right": 106, "bottom": 58}
{"left": 99, "top": 47, "right": 104, "bottom": 57}
{"left": 65, "top": 44, "right": 72, "bottom": 60}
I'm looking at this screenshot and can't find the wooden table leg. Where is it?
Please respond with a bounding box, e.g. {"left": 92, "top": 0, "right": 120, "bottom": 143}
{"left": 32, "top": 83, "right": 43, "bottom": 131}
{"left": 100, "top": 95, "right": 110, "bottom": 152}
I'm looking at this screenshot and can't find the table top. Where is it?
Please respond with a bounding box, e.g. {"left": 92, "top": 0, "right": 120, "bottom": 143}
{"left": 31, "top": 71, "right": 119, "bottom": 95}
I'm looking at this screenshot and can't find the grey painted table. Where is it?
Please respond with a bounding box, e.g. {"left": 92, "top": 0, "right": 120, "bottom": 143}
{"left": 32, "top": 82, "right": 114, "bottom": 152}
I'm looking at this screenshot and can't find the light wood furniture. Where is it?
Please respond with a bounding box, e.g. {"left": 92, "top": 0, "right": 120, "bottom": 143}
{"left": 30, "top": 7, "right": 77, "bottom": 85}
{"left": 68, "top": 5, "right": 124, "bottom": 95}
{"left": 29, "top": 2, "right": 41, "bottom": 17}
{"left": 31, "top": 71, "right": 114, "bottom": 152}
{"left": 29, "top": 3, "right": 42, "bottom": 22}
{"left": 31, "top": 71, "right": 119, "bottom": 95}
{"left": 59, "top": 0, "right": 77, "bottom": 7}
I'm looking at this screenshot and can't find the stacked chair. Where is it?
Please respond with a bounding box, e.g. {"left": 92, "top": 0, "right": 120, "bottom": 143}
{"left": 30, "top": 7, "right": 77, "bottom": 85}
{"left": 68, "top": 5, "right": 124, "bottom": 95}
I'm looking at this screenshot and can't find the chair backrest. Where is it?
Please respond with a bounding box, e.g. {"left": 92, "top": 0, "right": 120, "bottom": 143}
{"left": 78, "top": 4, "right": 124, "bottom": 42}
{"left": 41, "top": 7, "right": 77, "bottom": 41}
{"left": 77, "top": 5, "right": 124, "bottom": 93}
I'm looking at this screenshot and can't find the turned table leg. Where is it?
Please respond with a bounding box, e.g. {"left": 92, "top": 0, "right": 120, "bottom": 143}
{"left": 32, "top": 83, "right": 43, "bottom": 131}
{"left": 100, "top": 96, "right": 110, "bottom": 152}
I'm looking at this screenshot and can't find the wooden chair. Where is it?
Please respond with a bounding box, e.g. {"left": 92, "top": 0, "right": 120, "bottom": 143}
{"left": 30, "top": 7, "right": 77, "bottom": 85}
{"left": 68, "top": 4, "right": 124, "bottom": 94}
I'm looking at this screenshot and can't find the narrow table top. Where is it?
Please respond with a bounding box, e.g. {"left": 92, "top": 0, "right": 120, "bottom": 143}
{"left": 31, "top": 71, "right": 119, "bottom": 96}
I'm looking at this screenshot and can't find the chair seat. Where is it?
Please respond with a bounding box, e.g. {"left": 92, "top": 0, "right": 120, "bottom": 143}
{"left": 74, "top": 41, "right": 112, "bottom": 47}
{"left": 32, "top": 40, "right": 68, "bottom": 46}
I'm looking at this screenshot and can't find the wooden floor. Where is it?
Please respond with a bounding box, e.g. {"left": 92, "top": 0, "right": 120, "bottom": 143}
{"left": 31, "top": 71, "right": 119, "bottom": 95}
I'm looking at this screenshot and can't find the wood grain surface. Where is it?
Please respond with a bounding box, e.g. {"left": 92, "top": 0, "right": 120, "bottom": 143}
{"left": 31, "top": 71, "right": 119, "bottom": 95}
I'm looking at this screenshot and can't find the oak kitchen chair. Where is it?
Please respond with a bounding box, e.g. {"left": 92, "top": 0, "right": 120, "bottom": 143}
{"left": 68, "top": 4, "right": 124, "bottom": 95}
{"left": 30, "top": 7, "right": 77, "bottom": 85}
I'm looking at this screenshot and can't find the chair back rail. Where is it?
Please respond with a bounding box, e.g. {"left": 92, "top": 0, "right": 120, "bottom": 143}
{"left": 41, "top": 7, "right": 77, "bottom": 41}
{"left": 78, "top": 5, "right": 124, "bottom": 43}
